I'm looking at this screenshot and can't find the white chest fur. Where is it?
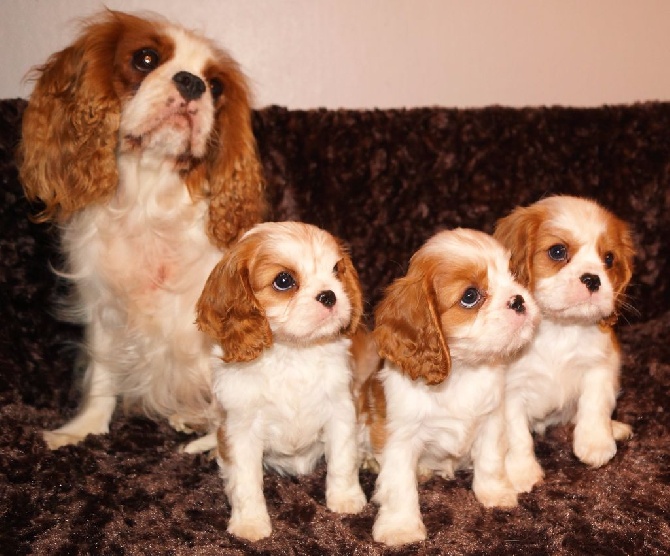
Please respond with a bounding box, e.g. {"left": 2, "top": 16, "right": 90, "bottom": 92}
{"left": 505, "top": 318, "right": 620, "bottom": 427}
{"left": 212, "top": 339, "right": 355, "bottom": 475}
{"left": 381, "top": 361, "right": 505, "bottom": 466}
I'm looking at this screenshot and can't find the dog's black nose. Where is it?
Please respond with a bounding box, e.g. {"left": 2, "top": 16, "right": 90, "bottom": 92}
{"left": 316, "top": 290, "right": 336, "bottom": 308}
{"left": 508, "top": 294, "right": 526, "bottom": 314}
{"left": 173, "top": 71, "right": 206, "bottom": 100}
{"left": 580, "top": 273, "right": 601, "bottom": 293}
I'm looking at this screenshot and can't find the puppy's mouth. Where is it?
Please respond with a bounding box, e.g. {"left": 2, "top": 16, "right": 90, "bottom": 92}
{"left": 121, "top": 101, "right": 208, "bottom": 158}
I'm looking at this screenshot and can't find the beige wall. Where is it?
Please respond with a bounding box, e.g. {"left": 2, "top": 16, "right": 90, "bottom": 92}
{"left": 2, "top": 0, "right": 669, "bottom": 109}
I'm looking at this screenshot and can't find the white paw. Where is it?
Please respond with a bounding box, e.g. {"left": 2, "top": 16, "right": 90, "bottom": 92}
{"left": 327, "top": 485, "right": 367, "bottom": 514}
{"left": 611, "top": 420, "right": 633, "bottom": 441}
{"left": 43, "top": 430, "right": 87, "bottom": 450}
{"left": 227, "top": 513, "right": 272, "bottom": 542}
{"left": 474, "top": 482, "right": 518, "bottom": 508}
{"left": 181, "top": 432, "right": 217, "bottom": 455}
{"left": 573, "top": 429, "right": 617, "bottom": 467}
{"left": 505, "top": 453, "right": 544, "bottom": 493}
{"left": 372, "top": 514, "right": 426, "bottom": 546}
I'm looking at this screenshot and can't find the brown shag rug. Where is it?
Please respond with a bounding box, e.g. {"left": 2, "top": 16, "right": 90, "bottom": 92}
{"left": 1, "top": 98, "right": 669, "bottom": 555}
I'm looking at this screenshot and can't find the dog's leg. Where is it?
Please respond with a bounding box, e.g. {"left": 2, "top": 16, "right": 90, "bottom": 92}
{"left": 372, "top": 434, "right": 426, "bottom": 546}
{"left": 505, "top": 398, "right": 544, "bottom": 493}
{"left": 221, "top": 424, "right": 271, "bottom": 542}
{"left": 573, "top": 367, "right": 620, "bottom": 467}
{"left": 43, "top": 360, "right": 117, "bottom": 449}
{"left": 471, "top": 406, "right": 518, "bottom": 508}
{"left": 323, "top": 398, "right": 366, "bottom": 514}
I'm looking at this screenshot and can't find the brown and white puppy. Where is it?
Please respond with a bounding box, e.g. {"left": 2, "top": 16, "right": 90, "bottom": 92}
{"left": 359, "top": 228, "right": 539, "bottom": 546}
{"left": 494, "top": 195, "right": 634, "bottom": 493}
{"left": 18, "top": 11, "right": 265, "bottom": 450}
{"left": 196, "top": 222, "right": 366, "bottom": 541}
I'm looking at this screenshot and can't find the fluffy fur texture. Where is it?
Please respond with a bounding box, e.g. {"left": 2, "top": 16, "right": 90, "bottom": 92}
{"left": 196, "top": 222, "right": 366, "bottom": 541}
{"left": 494, "top": 195, "right": 635, "bottom": 493}
{"left": 17, "top": 11, "right": 265, "bottom": 450}
{"left": 358, "top": 228, "right": 539, "bottom": 546}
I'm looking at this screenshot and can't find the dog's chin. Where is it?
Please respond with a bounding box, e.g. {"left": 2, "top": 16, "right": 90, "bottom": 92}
{"left": 271, "top": 315, "right": 350, "bottom": 347}
{"left": 540, "top": 300, "right": 612, "bottom": 325}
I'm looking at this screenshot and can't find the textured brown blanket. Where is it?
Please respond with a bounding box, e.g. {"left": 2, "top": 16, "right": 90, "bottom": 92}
{"left": 1, "top": 98, "right": 668, "bottom": 555}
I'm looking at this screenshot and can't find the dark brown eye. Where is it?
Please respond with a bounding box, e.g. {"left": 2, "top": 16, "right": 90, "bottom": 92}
{"left": 132, "top": 48, "right": 160, "bottom": 73}
{"left": 548, "top": 244, "right": 568, "bottom": 262}
{"left": 209, "top": 78, "right": 224, "bottom": 100}
{"left": 272, "top": 272, "right": 296, "bottom": 292}
{"left": 604, "top": 252, "right": 614, "bottom": 269}
{"left": 460, "top": 287, "right": 482, "bottom": 309}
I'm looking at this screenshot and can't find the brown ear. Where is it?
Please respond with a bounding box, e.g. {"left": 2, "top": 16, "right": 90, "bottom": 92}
{"left": 204, "top": 60, "right": 267, "bottom": 249}
{"left": 494, "top": 205, "right": 542, "bottom": 288}
{"left": 603, "top": 216, "right": 635, "bottom": 327}
{"left": 196, "top": 245, "right": 272, "bottom": 363}
{"left": 336, "top": 244, "right": 364, "bottom": 336}
{"left": 18, "top": 17, "right": 121, "bottom": 222}
{"left": 373, "top": 274, "right": 451, "bottom": 385}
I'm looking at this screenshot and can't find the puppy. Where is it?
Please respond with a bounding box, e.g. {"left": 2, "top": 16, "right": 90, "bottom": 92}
{"left": 196, "top": 222, "right": 367, "bottom": 541}
{"left": 18, "top": 11, "right": 265, "bottom": 450}
{"left": 359, "top": 228, "right": 539, "bottom": 546}
{"left": 494, "top": 195, "right": 634, "bottom": 493}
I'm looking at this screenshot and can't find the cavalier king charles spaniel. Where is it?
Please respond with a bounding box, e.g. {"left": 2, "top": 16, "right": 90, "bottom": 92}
{"left": 196, "top": 222, "right": 367, "bottom": 541}
{"left": 358, "top": 228, "right": 539, "bottom": 546}
{"left": 18, "top": 11, "right": 265, "bottom": 450}
{"left": 494, "top": 195, "right": 634, "bottom": 493}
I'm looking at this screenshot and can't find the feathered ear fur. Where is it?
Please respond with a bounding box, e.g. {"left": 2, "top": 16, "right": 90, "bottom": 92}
{"left": 336, "top": 243, "right": 364, "bottom": 336}
{"left": 602, "top": 215, "right": 635, "bottom": 327}
{"left": 18, "top": 13, "right": 123, "bottom": 222}
{"left": 373, "top": 272, "right": 451, "bottom": 385}
{"left": 196, "top": 241, "right": 272, "bottom": 363}
{"left": 493, "top": 205, "right": 544, "bottom": 288}
{"left": 201, "top": 59, "right": 267, "bottom": 249}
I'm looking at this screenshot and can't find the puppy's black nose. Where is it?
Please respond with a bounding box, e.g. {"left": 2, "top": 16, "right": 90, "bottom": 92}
{"left": 580, "top": 273, "right": 601, "bottom": 293}
{"left": 173, "top": 71, "right": 206, "bottom": 100}
{"left": 316, "top": 290, "right": 336, "bottom": 308}
{"left": 508, "top": 294, "right": 526, "bottom": 314}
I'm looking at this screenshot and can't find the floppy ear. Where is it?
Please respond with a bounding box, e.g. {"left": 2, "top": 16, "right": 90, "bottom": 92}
{"left": 204, "top": 60, "right": 267, "bottom": 249}
{"left": 18, "top": 18, "right": 121, "bottom": 222}
{"left": 494, "top": 205, "right": 542, "bottom": 288}
{"left": 196, "top": 245, "right": 273, "bottom": 363}
{"left": 336, "top": 244, "right": 364, "bottom": 336}
{"left": 602, "top": 216, "right": 635, "bottom": 327}
{"left": 373, "top": 274, "right": 451, "bottom": 385}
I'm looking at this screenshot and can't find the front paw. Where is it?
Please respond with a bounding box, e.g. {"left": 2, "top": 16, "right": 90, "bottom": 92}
{"left": 573, "top": 427, "right": 617, "bottom": 467}
{"left": 43, "top": 430, "right": 87, "bottom": 450}
{"left": 227, "top": 512, "right": 272, "bottom": 542}
{"left": 474, "top": 481, "right": 518, "bottom": 508}
{"left": 505, "top": 453, "right": 544, "bottom": 493}
{"left": 372, "top": 513, "right": 426, "bottom": 546}
{"left": 327, "top": 485, "right": 367, "bottom": 514}
{"left": 611, "top": 420, "right": 633, "bottom": 441}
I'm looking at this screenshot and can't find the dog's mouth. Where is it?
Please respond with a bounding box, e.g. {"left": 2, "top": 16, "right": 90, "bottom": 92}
{"left": 120, "top": 98, "right": 211, "bottom": 159}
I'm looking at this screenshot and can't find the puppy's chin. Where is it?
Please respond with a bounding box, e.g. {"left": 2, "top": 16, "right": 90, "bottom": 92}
{"left": 449, "top": 318, "right": 537, "bottom": 367}
{"left": 535, "top": 280, "right": 614, "bottom": 324}
{"left": 269, "top": 309, "right": 351, "bottom": 347}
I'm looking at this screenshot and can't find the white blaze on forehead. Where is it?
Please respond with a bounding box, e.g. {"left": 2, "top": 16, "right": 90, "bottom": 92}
{"left": 164, "top": 25, "right": 217, "bottom": 78}
{"left": 422, "top": 228, "right": 512, "bottom": 282}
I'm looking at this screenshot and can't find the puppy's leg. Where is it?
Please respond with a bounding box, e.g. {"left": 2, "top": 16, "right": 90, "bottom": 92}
{"left": 372, "top": 435, "right": 425, "bottom": 546}
{"left": 324, "top": 398, "right": 366, "bottom": 514}
{"left": 573, "top": 367, "right": 620, "bottom": 467}
{"left": 611, "top": 419, "right": 633, "bottom": 441}
{"left": 220, "top": 424, "right": 271, "bottom": 541}
{"left": 471, "top": 406, "right": 518, "bottom": 508}
{"left": 505, "top": 399, "right": 544, "bottom": 493}
{"left": 43, "top": 358, "right": 117, "bottom": 449}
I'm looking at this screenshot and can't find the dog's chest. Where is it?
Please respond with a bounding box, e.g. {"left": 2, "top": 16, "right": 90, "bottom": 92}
{"left": 218, "top": 343, "right": 351, "bottom": 454}
{"left": 69, "top": 177, "right": 220, "bottom": 311}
